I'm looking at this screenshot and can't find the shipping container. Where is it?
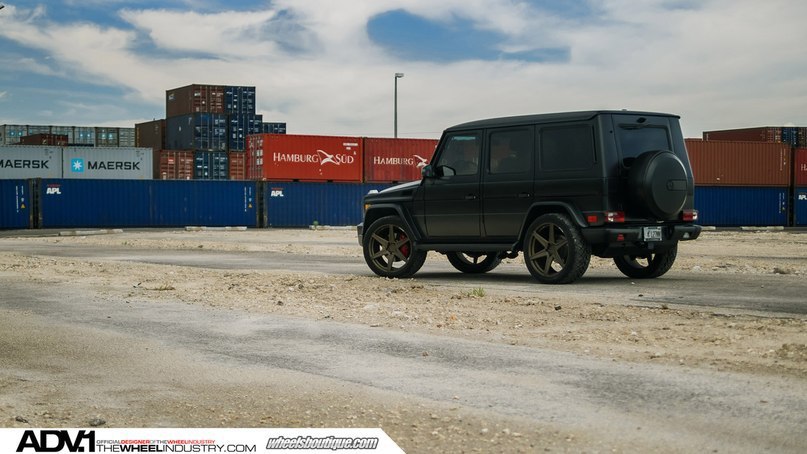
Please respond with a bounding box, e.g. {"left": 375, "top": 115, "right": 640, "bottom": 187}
{"left": 363, "top": 137, "right": 438, "bottom": 183}
{"left": 228, "top": 114, "right": 263, "bottom": 151}
{"left": 119, "top": 128, "right": 136, "bottom": 147}
{"left": 224, "top": 86, "right": 256, "bottom": 115}
{"left": 262, "top": 182, "right": 391, "bottom": 227}
{"left": 72, "top": 127, "right": 96, "bottom": 146}
{"left": 19, "top": 133, "right": 68, "bottom": 146}
{"left": 262, "top": 122, "right": 287, "bottom": 134}
{"left": 228, "top": 152, "right": 246, "bottom": 180}
{"left": 0, "top": 146, "right": 63, "bottom": 179}
{"left": 62, "top": 147, "right": 153, "bottom": 180}
{"left": 165, "top": 113, "right": 228, "bottom": 152}
{"left": 95, "top": 127, "right": 119, "bottom": 147}
{"left": 794, "top": 188, "right": 807, "bottom": 226}
{"left": 155, "top": 150, "right": 194, "bottom": 180}
{"left": 27, "top": 125, "right": 50, "bottom": 136}
{"left": 702, "top": 127, "right": 782, "bottom": 143}
{"left": 166, "top": 84, "right": 226, "bottom": 118}
{"left": 194, "top": 151, "right": 228, "bottom": 180}
{"left": 0, "top": 125, "right": 27, "bottom": 145}
{"left": 39, "top": 179, "right": 258, "bottom": 228}
{"left": 685, "top": 139, "right": 791, "bottom": 187}
{"left": 694, "top": 186, "right": 788, "bottom": 226}
{"left": 51, "top": 126, "right": 76, "bottom": 144}
{"left": 795, "top": 148, "right": 807, "bottom": 186}
{"left": 781, "top": 127, "right": 799, "bottom": 147}
{"left": 0, "top": 179, "right": 33, "bottom": 229}
{"left": 136, "top": 120, "right": 166, "bottom": 150}
{"left": 799, "top": 128, "right": 807, "bottom": 148}
{"left": 248, "top": 134, "right": 363, "bottom": 182}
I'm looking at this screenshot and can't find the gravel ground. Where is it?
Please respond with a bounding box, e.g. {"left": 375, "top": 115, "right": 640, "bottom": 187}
{"left": 1, "top": 229, "right": 806, "bottom": 452}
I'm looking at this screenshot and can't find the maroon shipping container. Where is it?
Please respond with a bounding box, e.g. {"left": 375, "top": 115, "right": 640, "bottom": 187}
{"left": 685, "top": 139, "right": 791, "bottom": 187}
{"left": 228, "top": 151, "right": 246, "bottom": 180}
{"left": 155, "top": 150, "right": 194, "bottom": 180}
{"left": 702, "top": 127, "right": 781, "bottom": 143}
{"left": 363, "top": 137, "right": 438, "bottom": 183}
{"left": 166, "top": 84, "right": 226, "bottom": 118}
{"left": 795, "top": 148, "right": 807, "bottom": 186}
{"left": 247, "top": 134, "right": 363, "bottom": 182}
{"left": 136, "top": 119, "right": 165, "bottom": 151}
{"left": 19, "top": 133, "right": 68, "bottom": 146}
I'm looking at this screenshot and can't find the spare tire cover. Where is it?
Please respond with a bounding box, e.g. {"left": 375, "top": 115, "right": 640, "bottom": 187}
{"left": 628, "top": 150, "right": 688, "bottom": 220}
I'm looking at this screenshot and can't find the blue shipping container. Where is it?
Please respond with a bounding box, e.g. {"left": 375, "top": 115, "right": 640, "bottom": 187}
{"left": 0, "top": 179, "right": 32, "bottom": 229}
{"left": 39, "top": 179, "right": 258, "bottom": 228}
{"left": 225, "top": 86, "right": 256, "bottom": 115}
{"left": 781, "top": 127, "right": 799, "bottom": 147}
{"left": 194, "top": 151, "right": 229, "bottom": 180}
{"left": 263, "top": 182, "right": 392, "bottom": 227}
{"left": 794, "top": 188, "right": 807, "bottom": 226}
{"left": 228, "top": 114, "right": 263, "bottom": 151}
{"left": 694, "top": 186, "right": 789, "bottom": 227}
{"left": 166, "top": 113, "right": 228, "bottom": 151}
{"left": 262, "top": 122, "right": 287, "bottom": 134}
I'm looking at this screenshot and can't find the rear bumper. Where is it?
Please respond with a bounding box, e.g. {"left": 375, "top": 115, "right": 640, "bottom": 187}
{"left": 582, "top": 223, "right": 701, "bottom": 257}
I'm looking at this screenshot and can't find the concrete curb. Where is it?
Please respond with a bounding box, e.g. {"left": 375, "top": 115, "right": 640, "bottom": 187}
{"left": 58, "top": 229, "right": 124, "bottom": 237}
{"left": 184, "top": 226, "right": 248, "bottom": 232}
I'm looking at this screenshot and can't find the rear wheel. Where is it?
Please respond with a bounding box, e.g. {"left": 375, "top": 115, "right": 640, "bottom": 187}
{"left": 613, "top": 244, "right": 677, "bottom": 279}
{"left": 363, "top": 216, "right": 426, "bottom": 278}
{"left": 446, "top": 252, "right": 501, "bottom": 274}
{"left": 523, "top": 213, "right": 591, "bottom": 284}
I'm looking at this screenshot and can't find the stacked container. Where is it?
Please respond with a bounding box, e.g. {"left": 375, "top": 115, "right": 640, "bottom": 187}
{"left": 166, "top": 84, "right": 226, "bottom": 118}
{"left": 135, "top": 120, "right": 166, "bottom": 151}
{"left": 62, "top": 147, "right": 153, "bottom": 180}
{"left": 363, "top": 137, "right": 437, "bottom": 183}
{"left": 247, "top": 134, "right": 363, "bottom": 182}
{"left": 685, "top": 139, "right": 791, "bottom": 226}
{"left": 794, "top": 148, "right": 807, "bottom": 226}
{"left": 19, "top": 134, "right": 68, "bottom": 146}
{"left": 155, "top": 150, "right": 194, "bottom": 180}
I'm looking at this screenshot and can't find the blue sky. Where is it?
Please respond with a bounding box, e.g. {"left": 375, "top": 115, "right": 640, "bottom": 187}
{"left": 0, "top": 0, "right": 805, "bottom": 138}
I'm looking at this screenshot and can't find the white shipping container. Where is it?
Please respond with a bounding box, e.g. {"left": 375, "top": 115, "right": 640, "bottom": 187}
{"left": 62, "top": 147, "right": 153, "bottom": 180}
{"left": 0, "top": 146, "right": 63, "bottom": 179}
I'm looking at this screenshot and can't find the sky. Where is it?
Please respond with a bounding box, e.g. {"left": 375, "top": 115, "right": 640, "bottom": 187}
{"left": 0, "top": 0, "right": 805, "bottom": 139}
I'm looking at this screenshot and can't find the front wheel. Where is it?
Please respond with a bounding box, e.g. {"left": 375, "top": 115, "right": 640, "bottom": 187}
{"left": 363, "top": 216, "right": 426, "bottom": 278}
{"left": 523, "top": 213, "right": 591, "bottom": 284}
{"left": 446, "top": 252, "right": 501, "bottom": 274}
{"left": 613, "top": 244, "right": 678, "bottom": 279}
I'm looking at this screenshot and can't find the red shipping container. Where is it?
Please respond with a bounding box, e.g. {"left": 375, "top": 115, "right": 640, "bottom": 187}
{"left": 228, "top": 151, "right": 246, "bottom": 180}
{"left": 156, "top": 150, "right": 194, "bottom": 180}
{"left": 685, "top": 139, "right": 791, "bottom": 187}
{"left": 19, "top": 133, "right": 68, "bottom": 146}
{"left": 363, "top": 137, "right": 438, "bottom": 183}
{"left": 702, "top": 127, "right": 781, "bottom": 143}
{"left": 247, "top": 134, "right": 363, "bottom": 182}
{"left": 795, "top": 148, "right": 807, "bottom": 186}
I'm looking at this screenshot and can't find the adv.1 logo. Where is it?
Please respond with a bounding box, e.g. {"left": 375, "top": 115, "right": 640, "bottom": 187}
{"left": 16, "top": 430, "right": 95, "bottom": 452}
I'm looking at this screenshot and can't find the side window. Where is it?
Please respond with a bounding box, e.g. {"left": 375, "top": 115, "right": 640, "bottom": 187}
{"left": 436, "top": 133, "right": 480, "bottom": 176}
{"left": 489, "top": 129, "right": 532, "bottom": 174}
{"left": 540, "top": 125, "right": 595, "bottom": 171}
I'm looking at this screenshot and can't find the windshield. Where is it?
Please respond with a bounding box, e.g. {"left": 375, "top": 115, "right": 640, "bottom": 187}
{"left": 617, "top": 125, "right": 671, "bottom": 160}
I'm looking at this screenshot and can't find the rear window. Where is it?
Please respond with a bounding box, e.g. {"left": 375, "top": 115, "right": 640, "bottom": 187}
{"left": 617, "top": 125, "right": 671, "bottom": 160}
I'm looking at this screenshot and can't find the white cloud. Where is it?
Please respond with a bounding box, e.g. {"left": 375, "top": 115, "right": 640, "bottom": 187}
{"left": 0, "top": 0, "right": 806, "bottom": 137}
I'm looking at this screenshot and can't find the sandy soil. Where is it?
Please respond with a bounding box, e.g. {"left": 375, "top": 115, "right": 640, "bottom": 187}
{"left": 1, "top": 229, "right": 806, "bottom": 452}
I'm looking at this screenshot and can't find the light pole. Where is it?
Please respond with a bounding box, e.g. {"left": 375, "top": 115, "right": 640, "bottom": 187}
{"left": 394, "top": 72, "right": 404, "bottom": 138}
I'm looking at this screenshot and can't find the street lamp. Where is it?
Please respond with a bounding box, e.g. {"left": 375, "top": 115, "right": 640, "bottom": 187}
{"left": 394, "top": 72, "right": 404, "bottom": 138}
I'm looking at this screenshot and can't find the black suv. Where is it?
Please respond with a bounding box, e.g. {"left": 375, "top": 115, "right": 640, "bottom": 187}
{"left": 358, "top": 110, "right": 701, "bottom": 284}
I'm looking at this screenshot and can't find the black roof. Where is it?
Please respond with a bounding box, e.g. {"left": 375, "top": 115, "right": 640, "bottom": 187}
{"left": 445, "top": 110, "right": 679, "bottom": 131}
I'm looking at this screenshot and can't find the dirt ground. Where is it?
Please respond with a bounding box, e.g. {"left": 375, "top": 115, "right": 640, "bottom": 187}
{"left": 1, "top": 229, "right": 806, "bottom": 452}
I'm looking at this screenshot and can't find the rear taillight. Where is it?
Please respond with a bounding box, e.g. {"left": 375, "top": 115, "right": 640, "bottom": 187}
{"left": 605, "top": 211, "right": 626, "bottom": 223}
{"left": 682, "top": 209, "right": 698, "bottom": 222}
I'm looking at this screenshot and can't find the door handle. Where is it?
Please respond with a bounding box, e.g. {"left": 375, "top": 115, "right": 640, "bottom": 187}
{"left": 465, "top": 194, "right": 478, "bottom": 200}
{"left": 518, "top": 192, "right": 531, "bottom": 198}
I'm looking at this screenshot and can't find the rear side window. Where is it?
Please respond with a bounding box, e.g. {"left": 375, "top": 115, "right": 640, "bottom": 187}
{"left": 617, "top": 125, "right": 671, "bottom": 160}
{"left": 540, "top": 125, "right": 595, "bottom": 171}
{"left": 489, "top": 128, "right": 532, "bottom": 175}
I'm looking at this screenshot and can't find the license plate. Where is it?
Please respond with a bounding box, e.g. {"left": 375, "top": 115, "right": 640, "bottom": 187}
{"left": 643, "top": 227, "right": 663, "bottom": 242}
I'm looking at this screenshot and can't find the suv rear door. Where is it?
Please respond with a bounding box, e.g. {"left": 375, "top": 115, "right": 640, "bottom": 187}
{"left": 481, "top": 126, "right": 535, "bottom": 239}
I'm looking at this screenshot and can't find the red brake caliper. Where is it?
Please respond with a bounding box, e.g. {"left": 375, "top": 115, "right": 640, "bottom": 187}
{"left": 398, "top": 233, "right": 410, "bottom": 258}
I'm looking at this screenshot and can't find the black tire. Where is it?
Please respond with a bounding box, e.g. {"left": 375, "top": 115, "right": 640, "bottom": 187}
{"left": 523, "top": 213, "right": 591, "bottom": 284}
{"left": 446, "top": 252, "right": 501, "bottom": 274}
{"left": 613, "top": 244, "right": 677, "bottom": 279}
{"left": 363, "top": 215, "right": 426, "bottom": 278}
{"left": 628, "top": 150, "right": 688, "bottom": 220}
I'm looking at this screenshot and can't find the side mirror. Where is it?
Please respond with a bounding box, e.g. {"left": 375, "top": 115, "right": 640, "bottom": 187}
{"left": 421, "top": 164, "right": 435, "bottom": 178}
